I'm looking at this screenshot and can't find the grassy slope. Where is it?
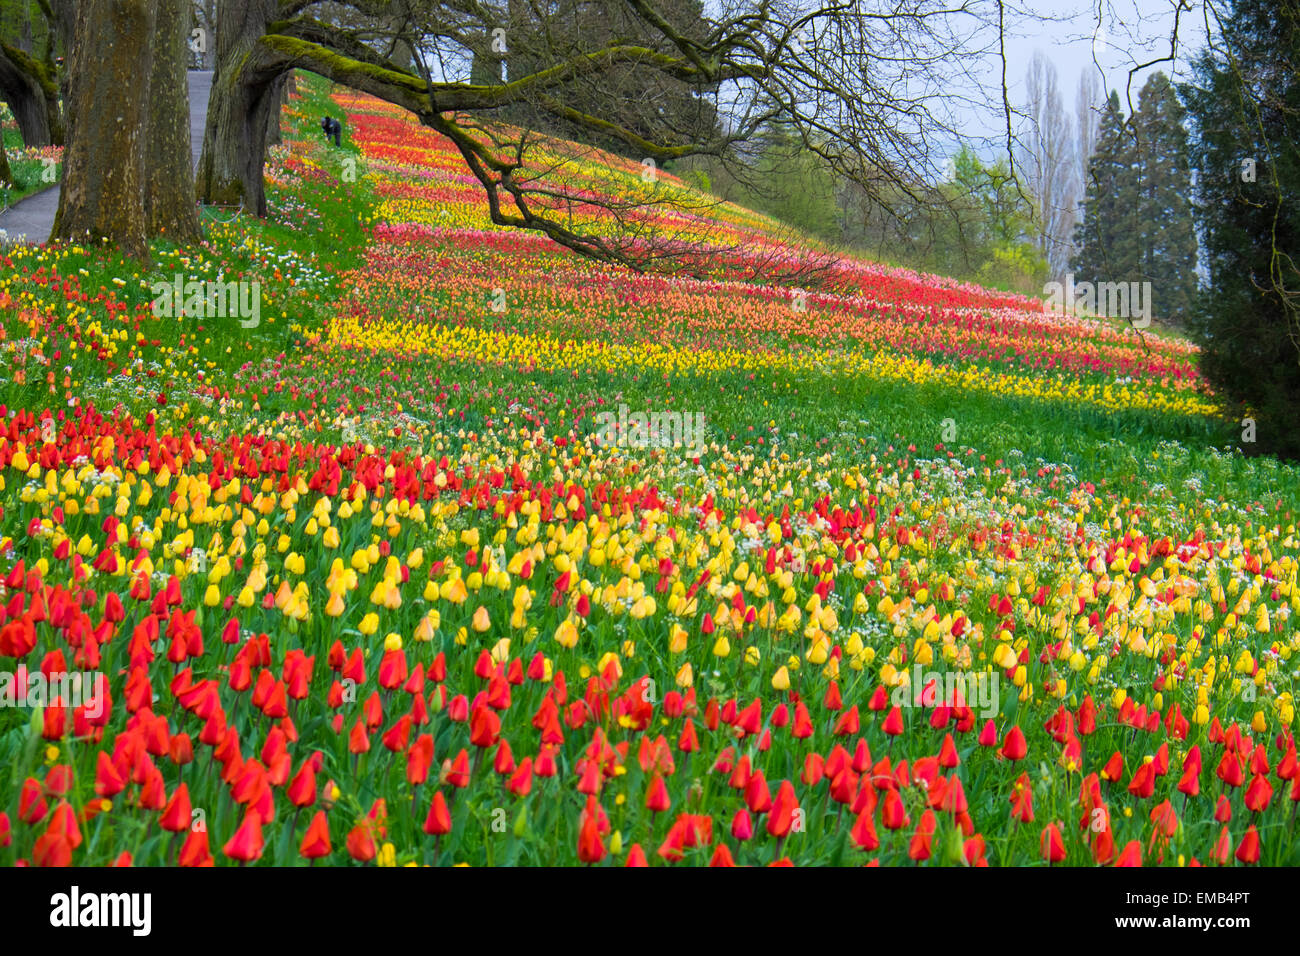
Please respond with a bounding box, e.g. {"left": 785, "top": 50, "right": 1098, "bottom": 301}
{"left": 0, "top": 73, "right": 1298, "bottom": 869}
{"left": 4, "top": 72, "right": 1292, "bottom": 510}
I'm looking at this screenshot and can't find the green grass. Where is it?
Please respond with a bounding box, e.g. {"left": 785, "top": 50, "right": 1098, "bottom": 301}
{"left": 2, "top": 71, "right": 1296, "bottom": 516}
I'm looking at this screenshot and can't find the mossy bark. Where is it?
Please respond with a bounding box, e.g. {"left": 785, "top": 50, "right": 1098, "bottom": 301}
{"left": 196, "top": 0, "right": 282, "bottom": 215}
{"left": 145, "top": 0, "right": 201, "bottom": 241}
{"left": 198, "top": 6, "right": 434, "bottom": 215}
{"left": 0, "top": 40, "right": 64, "bottom": 146}
{"left": 51, "top": 0, "right": 156, "bottom": 260}
{"left": 0, "top": 135, "right": 11, "bottom": 186}
{"left": 48, "top": 0, "right": 74, "bottom": 108}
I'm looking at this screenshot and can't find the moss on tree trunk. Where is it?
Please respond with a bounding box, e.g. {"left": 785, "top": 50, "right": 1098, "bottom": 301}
{"left": 196, "top": 0, "right": 283, "bottom": 215}
{"left": 0, "top": 40, "right": 64, "bottom": 146}
{"left": 52, "top": 0, "right": 156, "bottom": 260}
{"left": 145, "top": 0, "right": 201, "bottom": 241}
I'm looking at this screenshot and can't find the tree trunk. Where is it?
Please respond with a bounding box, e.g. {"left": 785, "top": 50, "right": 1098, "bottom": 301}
{"left": 203, "top": 0, "right": 217, "bottom": 69}
{"left": 146, "top": 0, "right": 201, "bottom": 240}
{"left": 0, "top": 42, "right": 63, "bottom": 146}
{"left": 49, "top": 0, "right": 75, "bottom": 108}
{"left": 19, "top": 2, "right": 33, "bottom": 53}
{"left": 196, "top": 0, "right": 282, "bottom": 215}
{"left": 0, "top": 134, "right": 12, "bottom": 187}
{"left": 52, "top": 0, "right": 157, "bottom": 260}
{"left": 265, "top": 72, "right": 287, "bottom": 146}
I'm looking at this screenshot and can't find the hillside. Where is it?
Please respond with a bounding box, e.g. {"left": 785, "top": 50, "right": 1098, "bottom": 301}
{"left": 0, "top": 75, "right": 1297, "bottom": 867}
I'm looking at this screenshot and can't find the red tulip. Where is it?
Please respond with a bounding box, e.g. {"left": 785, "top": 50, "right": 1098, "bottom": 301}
{"left": 1041, "top": 823, "right": 1066, "bottom": 863}
{"left": 1244, "top": 774, "right": 1273, "bottom": 813}
{"left": 32, "top": 833, "right": 74, "bottom": 867}
{"left": 300, "top": 811, "right": 332, "bottom": 860}
{"left": 469, "top": 705, "right": 500, "bottom": 748}
{"left": 743, "top": 770, "right": 772, "bottom": 813}
{"left": 423, "top": 791, "right": 452, "bottom": 836}
{"left": 577, "top": 798, "right": 606, "bottom": 864}
{"left": 1214, "top": 794, "right": 1232, "bottom": 823}
{"left": 791, "top": 701, "right": 814, "bottom": 738}
{"left": 708, "top": 843, "right": 737, "bottom": 866}
{"left": 407, "top": 734, "right": 435, "bottom": 786}
{"left": 850, "top": 806, "right": 879, "bottom": 850}
{"left": 91, "top": 751, "right": 125, "bottom": 800}
{"left": 1127, "top": 761, "right": 1156, "bottom": 799}
{"left": 160, "top": 784, "right": 193, "bottom": 833}
{"left": 646, "top": 774, "right": 671, "bottom": 814}
{"left": 834, "top": 704, "right": 861, "bottom": 736}
{"left": 506, "top": 757, "right": 533, "bottom": 796}
{"left": 45, "top": 801, "right": 81, "bottom": 849}
{"left": 625, "top": 844, "right": 649, "bottom": 867}
{"left": 881, "top": 705, "right": 903, "bottom": 736}
{"left": 1235, "top": 825, "right": 1260, "bottom": 864}
{"left": 1114, "top": 840, "right": 1143, "bottom": 867}
{"left": 938, "top": 733, "right": 960, "bottom": 768}
{"left": 1176, "top": 762, "right": 1200, "bottom": 797}
{"left": 1100, "top": 751, "right": 1123, "bottom": 782}
{"left": 1010, "top": 772, "right": 1034, "bottom": 823}
{"left": 1001, "top": 725, "right": 1027, "bottom": 761}
{"left": 346, "top": 822, "right": 377, "bottom": 862}
{"left": 19, "top": 777, "right": 48, "bottom": 823}
{"left": 1216, "top": 750, "right": 1245, "bottom": 788}
{"left": 735, "top": 698, "right": 762, "bottom": 736}
{"left": 801, "top": 752, "right": 825, "bottom": 787}
{"left": 908, "top": 809, "right": 936, "bottom": 861}
{"left": 1149, "top": 799, "right": 1179, "bottom": 839}
{"left": 222, "top": 811, "right": 264, "bottom": 863}
{"left": 766, "top": 780, "right": 800, "bottom": 838}
{"left": 178, "top": 827, "right": 213, "bottom": 867}
{"left": 730, "top": 807, "right": 753, "bottom": 841}
{"left": 880, "top": 788, "right": 910, "bottom": 830}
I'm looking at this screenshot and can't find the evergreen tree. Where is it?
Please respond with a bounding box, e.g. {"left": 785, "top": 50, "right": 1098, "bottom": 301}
{"left": 1072, "top": 75, "right": 1198, "bottom": 323}
{"left": 1130, "top": 72, "right": 1198, "bottom": 321}
{"left": 1071, "top": 91, "right": 1133, "bottom": 289}
{"left": 1180, "top": 0, "right": 1300, "bottom": 459}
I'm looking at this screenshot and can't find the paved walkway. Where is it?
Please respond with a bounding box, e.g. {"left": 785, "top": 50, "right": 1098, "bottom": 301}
{"left": 0, "top": 70, "right": 212, "bottom": 244}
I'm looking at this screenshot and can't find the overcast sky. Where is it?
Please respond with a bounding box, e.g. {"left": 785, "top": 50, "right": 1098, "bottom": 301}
{"left": 999, "top": 0, "right": 1211, "bottom": 121}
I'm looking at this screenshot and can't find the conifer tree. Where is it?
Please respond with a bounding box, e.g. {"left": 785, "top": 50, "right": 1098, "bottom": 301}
{"left": 1072, "top": 75, "right": 1198, "bottom": 324}
{"left": 1130, "top": 72, "right": 1197, "bottom": 321}
{"left": 1071, "top": 91, "right": 1133, "bottom": 289}
{"left": 1180, "top": 0, "right": 1300, "bottom": 459}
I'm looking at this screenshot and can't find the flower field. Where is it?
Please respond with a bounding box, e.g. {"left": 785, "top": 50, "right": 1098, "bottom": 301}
{"left": 0, "top": 75, "right": 1298, "bottom": 867}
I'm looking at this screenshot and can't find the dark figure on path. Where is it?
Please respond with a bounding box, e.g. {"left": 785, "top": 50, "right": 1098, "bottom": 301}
{"left": 321, "top": 116, "right": 342, "bottom": 146}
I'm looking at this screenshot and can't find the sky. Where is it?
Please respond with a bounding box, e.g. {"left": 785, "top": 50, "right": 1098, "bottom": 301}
{"left": 998, "top": 0, "right": 1212, "bottom": 123}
